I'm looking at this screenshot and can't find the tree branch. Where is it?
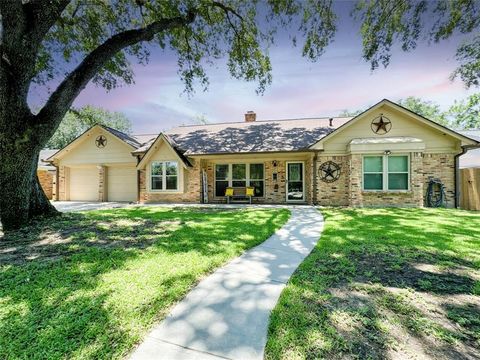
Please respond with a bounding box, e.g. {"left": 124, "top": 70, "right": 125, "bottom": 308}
{"left": 35, "top": 10, "right": 196, "bottom": 137}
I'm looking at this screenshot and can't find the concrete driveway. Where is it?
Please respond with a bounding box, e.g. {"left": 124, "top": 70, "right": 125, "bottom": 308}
{"left": 52, "top": 201, "right": 132, "bottom": 212}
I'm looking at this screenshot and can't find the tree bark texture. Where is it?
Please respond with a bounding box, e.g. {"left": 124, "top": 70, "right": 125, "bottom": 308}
{"left": 0, "top": 2, "right": 196, "bottom": 231}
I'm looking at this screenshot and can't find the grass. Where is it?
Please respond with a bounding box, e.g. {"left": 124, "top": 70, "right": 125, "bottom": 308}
{"left": 0, "top": 206, "right": 289, "bottom": 360}
{"left": 266, "top": 208, "right": 480, "bottom": 360}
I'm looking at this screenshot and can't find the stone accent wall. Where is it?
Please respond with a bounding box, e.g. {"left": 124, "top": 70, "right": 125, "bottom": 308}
{"left": 423, "top": 153, "right": 455, "bottom": 207}
{"left": 38, "top": 170, "right": 54, "bottom": 200}
{"left": 265, "top": 160, "right": 287, "bottom": 203}
{"left": 58, "top": 166, "right": 67, "bottom": 201}
{"left": 139, "top": 158, "right": 201, "bottom": 203}
{"left": 315, "top": 155, "right": 350, "bottom": 206}
{"left": 98, "top": 165, "right": 107, "bottom": 202}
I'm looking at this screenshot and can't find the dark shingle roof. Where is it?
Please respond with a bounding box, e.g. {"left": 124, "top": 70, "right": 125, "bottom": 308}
{"left": 102, "top": 125, "right": 142, "bottom": 148}
{"left": 134, "top": 117, "right": 352, "bottom": 155}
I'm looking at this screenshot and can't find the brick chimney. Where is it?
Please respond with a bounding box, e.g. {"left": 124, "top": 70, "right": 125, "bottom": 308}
{"left": 245, "top": 111, "right": 256, "bottom": 122}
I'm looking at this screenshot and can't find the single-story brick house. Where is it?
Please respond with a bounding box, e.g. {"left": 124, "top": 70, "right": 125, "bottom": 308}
{"left": 47, "top": 99, "right": 479, "bottom": 207}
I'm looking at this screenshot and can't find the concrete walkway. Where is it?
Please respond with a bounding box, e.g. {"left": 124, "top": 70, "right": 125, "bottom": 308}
{"left": 129, "top": 207, "right": 324, "bottom": 360}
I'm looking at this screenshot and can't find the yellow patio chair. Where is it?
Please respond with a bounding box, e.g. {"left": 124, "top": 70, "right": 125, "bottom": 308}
{"left": 225, "top": 187, "right": 234, "bottom": 204}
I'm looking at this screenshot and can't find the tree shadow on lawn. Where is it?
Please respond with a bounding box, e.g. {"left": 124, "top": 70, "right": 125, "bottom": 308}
{"left": 0, "top": 207, "right": 287, "bottom": 359}
{"left": 267, "top": 208, "right": 480, "bottom": 360}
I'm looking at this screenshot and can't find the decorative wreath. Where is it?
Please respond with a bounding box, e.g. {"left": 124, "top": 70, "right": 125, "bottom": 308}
{"left": 95, "top": 135, "right": 107, "bottom": 148}
{"left": 319, "top": 161, "right": 341, "bottom": 183}
{"left": 371, "top": 114, "right": 392, "bottom": 135}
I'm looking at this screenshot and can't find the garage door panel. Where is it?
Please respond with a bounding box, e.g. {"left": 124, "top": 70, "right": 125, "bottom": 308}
{"left": 69, "top": 167, "right": 99, "bottom": 201}
{"left": 107, "top": 167, "right": 137, "bottom": 202}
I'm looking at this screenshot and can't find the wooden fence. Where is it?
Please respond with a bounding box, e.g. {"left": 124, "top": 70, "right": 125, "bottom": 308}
{"left": 460, "top": 168, "right": 480, "bottom": 211}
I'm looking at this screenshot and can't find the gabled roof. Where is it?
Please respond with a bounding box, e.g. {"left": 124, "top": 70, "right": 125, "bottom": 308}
{"left": 134, "top": 117, "right": 352, "bottom": 156}
{"left": 136, "top": 133, "right": 192, "bottom": 169}
{"left": 47, "top": 124, "right": 142, "bottom": 161}
{"left": 102, "top": 125, "right": 142, "bottom": 148}
{"left": 309, "top": 99, "right": 479, "bottom": 149}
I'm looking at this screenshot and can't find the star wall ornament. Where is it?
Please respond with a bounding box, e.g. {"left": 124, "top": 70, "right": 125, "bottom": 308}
{"left": 371, "top": 114, "right": 392, "bottom": 135}
{"left": 95, "top": 135, "right": 107, "bottom": 148}
{"left": 319, "top": 161, "right": 341, "bottom": 183}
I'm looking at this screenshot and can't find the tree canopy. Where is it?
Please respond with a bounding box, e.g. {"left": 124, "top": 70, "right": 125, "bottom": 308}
{"left": 340, "top": 94, "right": 480, "bottom": 129}
{"left": 1, "top": 0, "right": 480, "bottom": 230}
{"left": 45, "top": 106, "right": 132, "bottom": 149}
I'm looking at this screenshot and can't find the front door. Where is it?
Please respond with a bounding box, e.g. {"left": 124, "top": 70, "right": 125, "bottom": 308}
{"left": 286, "top": 162, "right": 304, "bottom": 202}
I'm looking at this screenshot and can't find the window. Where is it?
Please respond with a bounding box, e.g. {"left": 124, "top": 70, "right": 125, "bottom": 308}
{"left": 232, "top": 164, "right": 246, "bottom": 187}
{"left": 363, "top": 156, "right": 383, "bottom": 190}
{"left": 214, "top": 163, "right": 265, "bottom": 197}
{"left": 363, "top": 155, "right": 409, "bottom": 191}
{"left": 388, "top": 156, "right": 409, "bottom": 190}
{"left": 151, "top": 161, "right": 178, "bottom": 191}
{"left": 215, "top": 164, "right": 229, "bottom": 197}
{"left": 249, "top": 163, "right": 264, "bottom": 197}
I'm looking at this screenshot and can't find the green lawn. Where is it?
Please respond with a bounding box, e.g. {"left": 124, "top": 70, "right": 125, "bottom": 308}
{"left": 0, "top": 207, "right": 289, "bottom": 360}
{"left": 266, "top": 208, "right": 480, "bottom": 360}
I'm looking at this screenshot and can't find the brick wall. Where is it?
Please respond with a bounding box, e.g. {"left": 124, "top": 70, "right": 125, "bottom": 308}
{"left": 139, "top": 158, "right": 201, "bottom": 203}
{"left": 315, "top": 155, "right": 350, "bottom": 206}
{"left": 38, "top": 170, "right": 54, "bottom": 200}
{"left": 315, "top": 152, "right": 455, "bottom": 208}
{"left": 204, "top": 159, "right": 313, "bottom": 204}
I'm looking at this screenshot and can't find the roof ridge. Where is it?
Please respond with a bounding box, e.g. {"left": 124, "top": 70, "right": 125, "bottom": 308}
{"left": 173, "top": 115, "right": 353, "bottom": 129}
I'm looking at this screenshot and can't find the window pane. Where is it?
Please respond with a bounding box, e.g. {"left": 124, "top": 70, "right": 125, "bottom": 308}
{"left": 364, "top": 174, "right": 383, "bottom": 190}
{"left": 151, "top": 162, "right": 163, "bottom": 176}
{"left": 364, "top": 156, "right": 383, "bottom": 172}
{"left": 166, "top": 176, "right": 177, "bottom": 190}
{"left": 165, "top": 161, "right": 178, "bottom": 175}
{"left": 287, "top": 181, "right": 304, "bottom": 200}
{"left": 232, "top": 164, "right": 246, "bottom": 180}
{"left": 388, "top": 173, "right": 408, "bottom": 190}
{"left": 250, "top": 180, "right": 264, "bottom": 197}
{"left": 250, "top": 164, "right": 264, "bottom": 179}
{"left": 388, "top": 156, "right": 408, "bottom": 172}
{"left": 151, "top": 176, "right": 163, "bottom": 190}
{"left": 232, "top": 180, "right": 246, "bottom": 187}
{"left": 215, "top": 181, "right": 228, "bottom": 197}
{"left": 288, "top": 163, "right": 302, "bottom": 181}
{"left": 215, "top": 165, "right": 228, "bottom": 180}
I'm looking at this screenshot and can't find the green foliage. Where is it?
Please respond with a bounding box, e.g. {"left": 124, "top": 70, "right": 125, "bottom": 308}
{"left": 45, "top": 106, "right": 132, "bottom": 149}
{"left": 353, "top": 0, "right": 480, "bottom": 87}
{"left": 447, "top": 93, "right": 480, "bottom": 129}
{"left": 339, "top": 94, "right": 480, "bottom": 129}
{"left": 0, "top": 207, "right": 290, "bottom": 359}
{"left": 266, "top": 208, "right": 480, "bottom": 359}
{"left": 36, "top": 0, "right": 337, "bottom": 94}
{"left": 338, "top": 109, "right": 364, "bottom": 117}
{"left": 397, "top": 96, "right": 448, "bottom": 125}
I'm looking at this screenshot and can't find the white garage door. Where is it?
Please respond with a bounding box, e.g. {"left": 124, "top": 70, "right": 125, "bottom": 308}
{"left": 107, "top": 166, "right": 137, "bottom": 202}
{"left": 69, "top": 167, "right": 99, "bottom": 201}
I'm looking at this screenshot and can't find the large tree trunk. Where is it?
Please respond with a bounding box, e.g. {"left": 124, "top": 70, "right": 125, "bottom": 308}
{"left": 0, "top": 129, "right": 58, "bottom": 232}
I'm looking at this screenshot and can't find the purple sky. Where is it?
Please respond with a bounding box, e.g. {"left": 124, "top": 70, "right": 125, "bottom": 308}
{"left": 30, "top": 3, "right": 476, "bottom": 134}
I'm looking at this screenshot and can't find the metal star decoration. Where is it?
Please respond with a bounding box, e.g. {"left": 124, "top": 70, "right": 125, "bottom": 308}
{"left": 319, "top": 161, "right": 341, "bottom": 183}
{"left": 371, "top": 114, "right": 392, "bottom": 135}
{"left": 95, "top": 135, "right": 107, "bottom": 148}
